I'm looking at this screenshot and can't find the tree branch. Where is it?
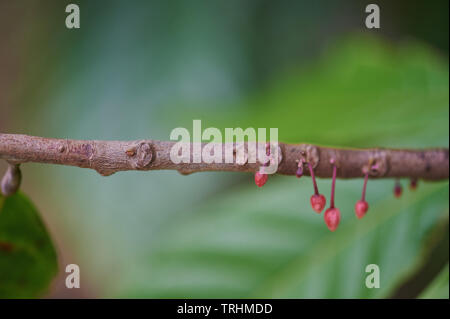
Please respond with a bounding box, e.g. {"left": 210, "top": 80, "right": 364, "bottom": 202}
{"left": 0, "top": 133, "right": 448, "bottom": 181}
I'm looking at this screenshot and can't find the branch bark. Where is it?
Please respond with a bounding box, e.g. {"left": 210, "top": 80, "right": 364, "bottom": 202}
{"left": 0, "top": 133, "right": 448, "bottom": 181}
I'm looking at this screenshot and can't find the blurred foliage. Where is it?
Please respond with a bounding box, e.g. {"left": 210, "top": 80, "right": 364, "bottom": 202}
{"left": 177, "top": 36, "right": 449, "bottom": 148}
{"left": 2, "top": 35, "right": 448, "bottom": 299}
{"left": 114, "top": 37, "right": 448, "bottom": 298}
{"left": 121, "top": 179, "right": 448, "bottom": 298}
{"left": 0, "top": 193, "right": 57, "bottom": 298}
{"left": 1, "top": 1, "right": 448, "bottom": 299}
{"left": 419, "top": 264, "right": 449, "bottom": 298}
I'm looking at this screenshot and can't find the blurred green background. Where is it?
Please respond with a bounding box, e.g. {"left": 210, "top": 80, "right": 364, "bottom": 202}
{"left": 0, "top": 0, "right": 448, "bottom": 298}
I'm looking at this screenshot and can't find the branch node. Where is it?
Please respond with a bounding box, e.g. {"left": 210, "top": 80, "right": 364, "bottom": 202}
{"left": 1, "top": 163, "right": 22, "bottom": 197}
{"left": 131, "top": 142, "right": 154, "bottom": 169}
{"left": 125, "top": 147, "right": 137, "bottom": 157}
{"left": 96, "top": 169, "right": 115, "bottom": 177}
{"left": 368, "top": 150, "right": 389, "bottom": 177}
{"left": 302, "top": 144, "right": 319, "bottom": 168}
{"left": 178, "top": 168, "right": 194, "bottom": 175}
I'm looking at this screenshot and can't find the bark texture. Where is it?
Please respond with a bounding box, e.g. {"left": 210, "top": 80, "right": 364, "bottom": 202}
{"left": 0, "top": 133, "right": 448, "bottom": 180}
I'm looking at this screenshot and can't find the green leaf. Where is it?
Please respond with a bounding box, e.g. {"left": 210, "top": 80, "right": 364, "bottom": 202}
{"left": 419, "top": 264, "right": 449, "bottom": 299}
{"left": 113, "top": 37, "right": 448, "bottom": 298}
{"left": 0, "top": 193, "right": 58, "bottom": 298}
{"left": 176, "top": 36, "right": 449, "bottom": 148}
{"left": 120, "top": 179, "right": 448, "bottom": 298}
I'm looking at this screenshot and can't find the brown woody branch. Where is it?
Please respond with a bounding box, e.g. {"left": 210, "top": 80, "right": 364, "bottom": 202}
{"left": 0, "top": 133, "right": 448, "bottom": 181}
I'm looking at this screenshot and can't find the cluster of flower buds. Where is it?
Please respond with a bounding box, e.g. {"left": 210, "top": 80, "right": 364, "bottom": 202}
{"left": 255, "top": 153, "right": 419, "bottom": 232}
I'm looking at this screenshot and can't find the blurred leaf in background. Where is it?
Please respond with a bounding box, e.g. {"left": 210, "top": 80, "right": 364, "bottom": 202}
{"left": 115, "top": 37, "right": 449, "bottom": 298}
{"left": 185, "top": 36, "right": 449, "bottom": 148}
{"left": 121, "top": 178, "right": 448, "bottom": 298}
{"left": 420, "top": 264, "right": 449, "bottom": 298}
{"left": 0, "top": 193, "right": 58, "bottom": 298}
{"left": 0, "top": 0, "right": 448, "bottom": 298}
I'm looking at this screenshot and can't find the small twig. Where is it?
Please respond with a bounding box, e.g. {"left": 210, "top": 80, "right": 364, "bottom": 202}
{"left": 0, "top": 133, "right": 448, "bottom": 180}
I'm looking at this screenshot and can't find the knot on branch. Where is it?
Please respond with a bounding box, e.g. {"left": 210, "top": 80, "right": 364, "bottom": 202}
{"left": 298, "top": 144, "right": 319, "bottom": 168}
{"left": 367, "top": 149, "right": 389, "bottom": 177}
{"left": 127, "top": 142, "right": 154, "bottom": 170}
{"left": 1, "top": 163, "right": 21, "bottom": 197}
